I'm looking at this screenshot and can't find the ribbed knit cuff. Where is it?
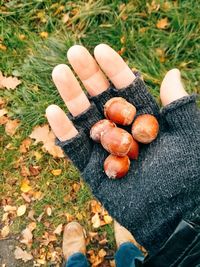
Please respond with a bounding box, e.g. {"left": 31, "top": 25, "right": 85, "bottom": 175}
{"left": 68, "top": 102, "right": 103, "bottom": 132}
{"left": 56, "top": 131, "right": 93, "bottom": 172}
{"left": 160, "top": 94, "right": 199, "bottom": 131}
{"left": 112, "top": 77, "right": 160, "bottom": 117}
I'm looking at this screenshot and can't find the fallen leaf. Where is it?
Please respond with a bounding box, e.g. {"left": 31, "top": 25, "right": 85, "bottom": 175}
{"left": 29, "top": 165, "right": 40, "bottom": 176}
{"left": 98, "top": 248, "right": 106, "bottom": 258}
{"left": 0, "top": 116, "right": 8, "bottom": 125}
{"left": 91, "top": 213, "right": 101, "bottom": 228}
{"left": 156, "top": 17, "right": 169, "bottom": 29}
{"left": 20, "top": 179, "right": 32, "bottom": 193}
{"left": 14, "top": 246, "right": 33, "bottom": 262}
{"left": 28, "top": 222, "right": 37, "bottom": 231}
{"left": 29, "top": 125, "right": 64, "bottom": 158}
{"left": 51, "top": 169, "right": 62, "bottom": 176}
{"left": 103, "top": 215, "right": 113, "bottom": 224}
{"left": 17, "top": 205, "right": 27, "bottom": 217}
{"left": 53, "top": 224, "right": 63, "bottom": 235}
{"left": 20, "top": 227, "right": 33, "bottom": 247}
{"left": 33, "top": 151, "right": 42, "bottom": 160}
{"left": 3, "top": 205, "right": 17, "bottom": 212}
{"left": 90, "top": 200, "right": 102, "bottom": 214}
{"left": 1, "top": 225, "right": 10, "bottom": 237}
{"left": 40, "top": 32, "right": 48, "bottom": 38}
{"left": 46, "top": 206, "right": 52, "bottom": 216}
{"left": 147, "top": 0, "right": 160, "bottom": 13}
{"left": 20, "top": 166, "right": 30, "bottom": 177}
{"left": 0, "top": 71, "right": 21, "bottom": 89}
{"left": 21, "top": 193, "right": 31, "bottom": 203}
{"left": 28, "top": 210, "right": 35, "bottom": 221}
{"left": 0, "top": 44, "right": 7, "bottom": 51}
{"left": 5, "top": 119, "right": 20, "bottom": 136}
{"left": 0, "top": 108, "right": 7, "bottom": 117}
{"left": 156, "top": 48, "right": 166, "bottom": 62}
{"left": 19, "top": 138, "right": 32, "bottom": 153}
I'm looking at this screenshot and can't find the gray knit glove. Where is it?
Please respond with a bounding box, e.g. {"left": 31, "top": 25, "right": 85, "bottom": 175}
{"left": 56, "top": 76, "right": 200, "bottom": 256}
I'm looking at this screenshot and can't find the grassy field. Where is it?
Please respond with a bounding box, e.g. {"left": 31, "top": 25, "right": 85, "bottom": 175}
{"left": 1, "top": 0, "right": 200, "bottom": 266}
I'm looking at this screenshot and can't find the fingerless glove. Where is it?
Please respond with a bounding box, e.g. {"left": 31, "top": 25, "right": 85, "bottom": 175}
{"left": 56, "top": 76, "right": 200, "bottom": 256}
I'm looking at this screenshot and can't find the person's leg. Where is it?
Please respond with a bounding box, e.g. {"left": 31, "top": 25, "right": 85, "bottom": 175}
{"left": 65, "top": 252, "right": 89, "bottom": 267}
{"left": 114, "top": 221, "right": 145, "bottom": 267}
{"left": 62, "top": 222, "right": 90, "bottom": 267}
{"left": 115, "top": 242, "right": 144, "bottom": 267}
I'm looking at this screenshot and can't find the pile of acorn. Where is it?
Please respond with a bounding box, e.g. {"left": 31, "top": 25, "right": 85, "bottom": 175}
{"left": 90, "top": 97, "right": 159, "bottom": 179}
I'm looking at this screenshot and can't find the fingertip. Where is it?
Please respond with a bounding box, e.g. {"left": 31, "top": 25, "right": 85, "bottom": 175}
{"left": 46, "top": 104, "right": 78, "bottom": 141}
{"left": 52, "top": 64, "right": 71, "bottom": 83}
{"left": 67, "top": 45, "right": 88, "bottom": 61}
{"left": 160, "top": 68, "right": 188, "bottom": 107}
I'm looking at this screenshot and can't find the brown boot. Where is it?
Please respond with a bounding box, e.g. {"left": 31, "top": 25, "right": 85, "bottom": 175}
{"left": 62, "top": 222, "right": 86, "bottom": 261}
{"left": 114, "top": 220, "right": 147, "bottom": 254}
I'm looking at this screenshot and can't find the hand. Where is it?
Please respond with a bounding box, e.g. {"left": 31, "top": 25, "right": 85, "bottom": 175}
{"left": 46, "top": 44, "right": 200, "bottom": 256}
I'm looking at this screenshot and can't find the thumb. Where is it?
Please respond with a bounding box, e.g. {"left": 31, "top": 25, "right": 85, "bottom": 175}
{"left": 160, "top": 68, "right": 188, "bottom": 107}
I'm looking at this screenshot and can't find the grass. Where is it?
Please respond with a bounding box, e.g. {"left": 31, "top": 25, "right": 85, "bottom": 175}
{"left": 0, "top": 0, "right": 200, "bottom": 265}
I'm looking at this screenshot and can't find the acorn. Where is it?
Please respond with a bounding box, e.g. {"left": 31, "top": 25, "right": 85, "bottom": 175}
{"left": 131, "top": 114, "right": 159, "bottom": 144}
{"left": 104, "top": 97, "right": 136, "bottom": 125}
{"left": 104, "top": 154, "right": 130, "bottom": 179}
{"left": 101, "top": 127, "right": 133, "bottom": 156}
{"left": 90, "top": 119, "right": 116, "bottom": 143}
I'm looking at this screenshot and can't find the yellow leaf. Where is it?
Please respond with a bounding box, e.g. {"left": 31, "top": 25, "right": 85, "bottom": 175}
{"left": 103, "top": 215, "right": 112, "bottom": 224}
{"left": 0, "top": 44, "right": 7, "bottom": 51}
{"left": 51, "top": 169, "right": 62, "bottom": 176}
{"left": 33, "top": 151, "right": 42, "bottom": 160}
{"left": 1, "top": 225, "right": 10, "bottom": 237}
{"left": 20, "top": 179, "right": 32, "bottom": 193}
{"left": 17, "top": 205, "right": 27, "bottom": 217}
{"left": 40, "top": 31, "right": 48, "bottom": 38}
{"left": 156, "top": 17, "right": 169, "bottom": 29}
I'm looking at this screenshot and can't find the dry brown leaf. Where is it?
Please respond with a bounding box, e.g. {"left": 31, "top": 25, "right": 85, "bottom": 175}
{"left": 28, "top": 210, "right": 35, "bottom": 221}
{"left": 21, "top": 193, "right": 31, "bottom": 203}
{"left": 5, "top": 119, "right": 20, "bottom": 136}
{"left": 0, "top": 71, "right": 21, "bottom": 90}
{"left": 28, "top": 222, "right": 37, "bottom": 232}
{"left": 20, "top": 138, "right": 32, "bottom": 153}
{"left": 98, "top": 248, "right": 106, "bottom": 258}
{"left": 29, "top": 125, "right": 64, "bottom": 158}
{"left": 17, "top": 205, "right": 27, "bottom": 217}
{"left": 29, "top": 165, "right": 40, "bottom": 176}
{"left": 0, "top": 108, "right": 7, "bottom": 117}
{"left": 20, "top": 165, "right": 30, "bottom": 177}
{"left": 147, "top": 0, "right": 160, "bottom": 13}
{"left": 90, "top": 200, "right": 102, "bottom": 214}
{"left": 20, "top": 179, "right": 32, "bottom": 193}
{"left": 0, "top": 115, "right": 8, "bottom": 125}
{"left": 20, "top": 227, "right": 33, "bottom": 247}
{"left": 3, "top": 205, "right": 17, "bottom": 212}
{"left": 14, "top": 246, "right": 33, "bottom": 262}
{"left": 91, "top": 213, "right": 101, "bottom": 228}
{"left": 53, "top": 224, "right": 63, "bottom": 235}
{"left": 1, "top": 225, "right": 10, "bottom": 237}
{"left": 51, "top": 169, "right": 62, "bottom": 176}
{"left": 156, "top": 17, "right": 169, "bottom": 29}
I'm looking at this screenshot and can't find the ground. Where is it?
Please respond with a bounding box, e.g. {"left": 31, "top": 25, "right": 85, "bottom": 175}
{"left": 0, "top": 1, "right": 200, "bottom": 266}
